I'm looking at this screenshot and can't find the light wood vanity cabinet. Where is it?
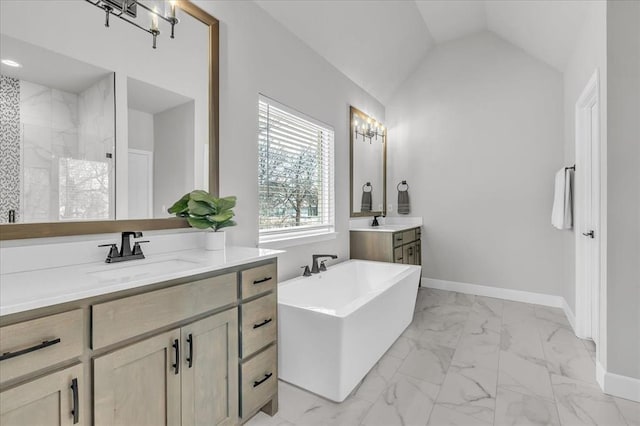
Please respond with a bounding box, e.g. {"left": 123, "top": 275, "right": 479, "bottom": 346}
{"left": 94, "top": 310, "right": 238, "bottom": 425}
{"left": 238, "top": 262, "right": 278, "bottom": 421}
{"left": 0, "top": 257, "right": 278, "bottom": 426}
{"left": 1, "top": 364, "right": 84, "bottom": 426}
{"left": 350, "top": 226, "right": 422, "bottom": 266}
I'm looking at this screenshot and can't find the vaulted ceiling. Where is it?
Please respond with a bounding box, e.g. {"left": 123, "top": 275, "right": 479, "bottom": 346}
{"left": 255, "top": 0, "right": 590, "bottom": 105}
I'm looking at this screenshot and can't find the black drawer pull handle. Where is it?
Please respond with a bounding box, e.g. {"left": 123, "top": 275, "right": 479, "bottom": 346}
{"left": 253, "top": 372, "right": 273, "bottom": 388}
{"left": 186, "top": 334, "right": 193, "bottom": 369}
{"left": 253, "top": 318, "right": 273, "bottom": 329}
{"left": 172, "top": 339, "right": 180, "bottom": 375}
{"left": 70, "top": 377, "right": 79, "bottom": 424}
{"left": 397, "top": 257, "right": 403, "bottom": 261}
{"left": 253, "top": 276, "right": 272, "bottom": 285}
{"left": 0, "top": 338, "right": 61, "bottom": 361}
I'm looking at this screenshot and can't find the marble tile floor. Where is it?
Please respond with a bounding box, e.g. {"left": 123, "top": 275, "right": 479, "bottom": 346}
{"left": 246, "top": 288, "right": 639, "bottom": 426}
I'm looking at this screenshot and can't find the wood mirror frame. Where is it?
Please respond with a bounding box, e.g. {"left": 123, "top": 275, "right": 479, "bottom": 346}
{"left": 0, "top": 1, "right": 219, "bottom": 241}
{"left": 349, "top": 106, "right": 387, "bottom": 218}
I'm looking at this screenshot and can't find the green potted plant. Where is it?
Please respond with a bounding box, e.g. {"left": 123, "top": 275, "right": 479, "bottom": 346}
{"left": 168, "top": 190, "right": 237, "bottom": 250}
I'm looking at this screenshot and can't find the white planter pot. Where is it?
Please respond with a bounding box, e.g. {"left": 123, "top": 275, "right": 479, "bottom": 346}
{"left": 205, "top": 230, "right": 225, "bottom": 251}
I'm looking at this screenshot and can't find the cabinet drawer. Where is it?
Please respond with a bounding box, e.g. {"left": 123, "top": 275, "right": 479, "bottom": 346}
{"left": 241, "top": 293, "right": 276, "bottom": 358}
{"left": 403, "top": 229, "right": 416, "bottom": 244}
{"left": 393, "top": 232, "right": 404, "bottom": 247}
{"left": 92, "top": 273, "right": 236, "bottom": 349}
{"left": 241, "top": 345, "right": 277, "bottom": 418}
{"left": 416, "top": 227, "right": 422, "bottom": 240}
{"left": 394, "top": 247, "right": 404, "bottom": 263}
{"left": 241, "top": 263, "right": 276, "bottom": 300}
{"left": 0, "top": 309, "right": 83, "bottom": 384}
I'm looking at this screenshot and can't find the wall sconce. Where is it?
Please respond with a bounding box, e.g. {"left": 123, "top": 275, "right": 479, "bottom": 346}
{"left": 353, "top": 117, "right": 386, "bottom": 144}
{"left": 85, "top": 0, "right": 179, "bottom": 49}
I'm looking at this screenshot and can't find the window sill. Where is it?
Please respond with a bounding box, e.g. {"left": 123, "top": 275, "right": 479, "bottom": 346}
{"left": 259, "top": 231, "right": 338, "bottom": 250}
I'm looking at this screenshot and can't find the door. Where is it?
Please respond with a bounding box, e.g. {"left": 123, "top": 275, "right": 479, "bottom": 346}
{"left": 575, "top": 70, "right": 601, "bottom": 343}
{"left": 127, "top": 149, "right": 153, "bottom": 219}
{"left": 94, "top": 329, "right": 181, "bottom": 425}
{"left": 0, "top": 364, "right": 83, "bottom": 426}
{"left": 181, "top": 309, "right": 238, "bottom": 426}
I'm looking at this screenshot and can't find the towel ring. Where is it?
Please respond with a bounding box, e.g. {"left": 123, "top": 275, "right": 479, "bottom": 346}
{"left": 397, "top": 181, "right": 409, "bottom": 191}
{"left": 362, "top": 182, "right": 372, "bottom": 192}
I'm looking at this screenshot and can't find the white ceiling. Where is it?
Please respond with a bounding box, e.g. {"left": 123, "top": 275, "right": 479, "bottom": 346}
{"left": 255, "top": 0, "right": 590, "bottom": 105}
{"left": 0, "top": 34, "right": 111, "bottom": 93}
{"left": 127, "top": 77, "right": 192, "bottom": 115}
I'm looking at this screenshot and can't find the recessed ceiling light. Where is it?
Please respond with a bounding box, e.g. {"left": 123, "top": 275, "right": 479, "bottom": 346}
{"left": 1, "top": 59, "right": 22, "bottom": 68}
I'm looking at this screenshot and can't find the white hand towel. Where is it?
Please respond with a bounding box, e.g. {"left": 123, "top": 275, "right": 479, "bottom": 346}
{"left": 552, "top": 168, "right": 573, "bottom": 230}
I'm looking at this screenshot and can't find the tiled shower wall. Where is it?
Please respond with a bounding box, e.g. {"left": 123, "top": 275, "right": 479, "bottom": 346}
{"left": 0, "top": 75, "right": 20, "bottom": 224}
{"left": 0, "top": 74, "right": 115, "bottom": 223}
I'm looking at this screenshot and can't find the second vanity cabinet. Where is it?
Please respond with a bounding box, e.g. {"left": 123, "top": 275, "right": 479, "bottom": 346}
{"left": 350, "top": 226, "right": 422, "bottom": 265}
{"left": 0, "top": 256, "right": 278, "bottom": 426}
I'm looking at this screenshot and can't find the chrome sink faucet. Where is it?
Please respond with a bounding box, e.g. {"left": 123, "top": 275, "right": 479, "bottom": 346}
{"left": 99, "top": 231, "right": 149, "bottom": 263}
{"left": 311, "top": 254, "right": 338, "bottom": 274}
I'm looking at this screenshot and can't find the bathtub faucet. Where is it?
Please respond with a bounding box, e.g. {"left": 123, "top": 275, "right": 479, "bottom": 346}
{"left": 311, "top": 254, "right": 338, "bottom": 274}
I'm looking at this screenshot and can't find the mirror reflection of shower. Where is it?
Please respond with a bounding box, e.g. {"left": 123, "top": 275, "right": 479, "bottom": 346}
{"left": 0, "top": 38, "right": 116, "bottom": 224}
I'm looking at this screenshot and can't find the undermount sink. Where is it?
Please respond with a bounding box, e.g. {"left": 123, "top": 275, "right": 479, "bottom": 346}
{"left": 88, "top": 258, "right": 202, "bottom": 281}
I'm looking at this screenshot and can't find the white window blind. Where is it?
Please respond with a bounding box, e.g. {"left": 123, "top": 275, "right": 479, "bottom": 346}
{"left": 258, "top": 95, "right": 335, "bottom": 241}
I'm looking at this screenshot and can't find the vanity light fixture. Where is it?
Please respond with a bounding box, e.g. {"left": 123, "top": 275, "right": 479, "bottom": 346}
{"left": 84, "top": 0, "right": 179, "bottom": 49}
{"left": 353, "top": 117, "right": 386, "bottom": 144}
{"left": 1, "top": 59, "right": 22, "bottom": 68}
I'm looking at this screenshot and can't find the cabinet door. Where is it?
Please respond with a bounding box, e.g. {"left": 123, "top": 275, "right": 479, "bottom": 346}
{"left": 181, "top": 309, "right": 238, "bottom": 426}
{"left": 94, "top": 329, "right": 181, "bottom": 426}
{"left": 414, "top": 240, "right": 422, "bottom": 265}
{"left": 403, "top": 244, "right": 416, "bottom": 265}
{"left": 0, "top": 364, "right": 83, "bottom": 426}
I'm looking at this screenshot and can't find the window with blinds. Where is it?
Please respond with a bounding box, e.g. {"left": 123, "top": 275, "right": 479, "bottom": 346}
{"left": 258, "top": 95, "right": 335, "bottom": 241}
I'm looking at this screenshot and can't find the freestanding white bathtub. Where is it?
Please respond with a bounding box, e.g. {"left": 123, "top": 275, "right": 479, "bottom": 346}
{"left": 278, "top": 259, "right": 421, "bottom": 402}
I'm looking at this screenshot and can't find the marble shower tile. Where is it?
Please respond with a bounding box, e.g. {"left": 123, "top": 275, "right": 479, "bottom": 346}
{"left": 498, "top": 350, "right": 554, "bottom": 400}
{"left": 552, "top": 374, "right": 627, "bottom": 426}
{"left": 614, "top": 397, "right": 640, "bottom": 426}
{"left": 500, "top": 319, "right": 546, "bottom": 360}
{"left": 494, "top": 387, "right": 561, "bottom": 426}
{"left": 361, "top": 372, "right": 439, "bottom": 426}
{"left": 398, "top": 340, "right": 455, "bottom": 385}
{"left": 428, "top": 403, "right": 492, "bottom": 426}
{"left": 352, "top": 354, "right": 403, "bottom": 403}
{"left": 435, "top": 364, "right": 498, "bottom": 424}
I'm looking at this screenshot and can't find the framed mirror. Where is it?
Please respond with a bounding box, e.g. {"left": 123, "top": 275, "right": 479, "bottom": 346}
{"left": 0, "top": 0, "right": 218, "bottom": 240}
{"left": 350, "top": 106, "right": 386, "bottom": 217}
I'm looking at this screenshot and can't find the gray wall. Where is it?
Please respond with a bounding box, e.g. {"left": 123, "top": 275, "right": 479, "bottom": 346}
{"left": 386, "top": 32, "right": 565, "bottom": 297}
{"left": 128, "top": 109, "right": 154, "bottom": 152}
{"left": 195, "top": 0, "right": 385, "bottom": 281}
{"left": 606, "top": 0, "right": 640, "bottom": 380}
{"left": 153, "top": 102, "right": 195, "bottom": 217}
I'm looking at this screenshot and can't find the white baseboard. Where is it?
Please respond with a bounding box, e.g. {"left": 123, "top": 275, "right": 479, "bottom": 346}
{"left": 561, "top": 298, "right": 577, "bottom": 333}
{"left": 421, "top": 277, "right": 565, "bottom": 308}
{"left": 597, "top": 360, "right": 640, "bottom": 402}
{"left": 420, "top": 276, "right": 640, "bottom": 402}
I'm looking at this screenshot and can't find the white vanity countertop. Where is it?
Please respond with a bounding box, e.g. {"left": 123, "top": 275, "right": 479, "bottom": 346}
{"left": 349, "top": 224, "right": 421, "bottom": 233}
{"left": 0, "top": 246, "right": 282, "bottom": 317}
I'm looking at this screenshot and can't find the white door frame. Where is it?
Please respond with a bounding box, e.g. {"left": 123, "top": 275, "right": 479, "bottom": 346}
{"left": 128, "top": 148, "right": 154, "bottom": 218}
{"left": 574, "top": 69, "right": 601, "bottom": 343}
